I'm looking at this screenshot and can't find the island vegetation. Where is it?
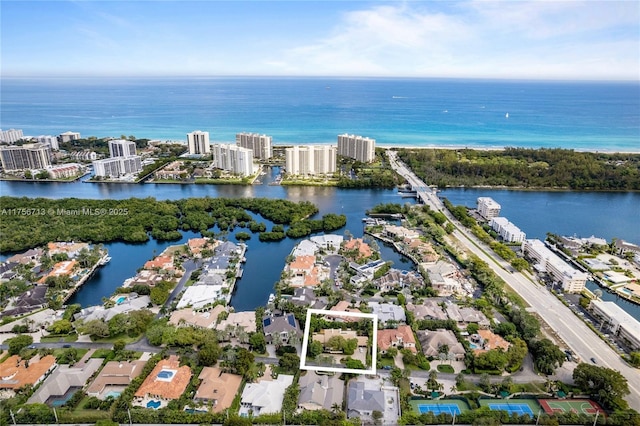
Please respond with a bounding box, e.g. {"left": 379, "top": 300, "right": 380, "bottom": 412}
{"left": 396, "top": 147, "right": 640, "bottom": 190}
{"left": 0, "top": 196, "right": 346, "bottom": 253}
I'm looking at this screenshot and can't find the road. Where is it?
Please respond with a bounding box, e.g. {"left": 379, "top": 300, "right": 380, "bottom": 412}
{"left": 387, "top": 150, "right": 640, "bottom": 410}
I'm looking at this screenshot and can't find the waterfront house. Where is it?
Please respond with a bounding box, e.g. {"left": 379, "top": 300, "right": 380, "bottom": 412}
{"left": 194, "top": 367, "right": 243, "bottom": 412}
{"left": 262, "top": 313, "right": 301, "bottom": 345}
{"left": 342, "top": 238, "right": 373, "bottom": 260}
{"left": 217, "top": 311, "right": 257, "bottom": 335}
{"left": 169, "top": 305, "right": 227, "bottom": 329}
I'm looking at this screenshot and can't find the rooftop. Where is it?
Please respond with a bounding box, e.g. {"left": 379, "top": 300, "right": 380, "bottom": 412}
{"left": 134, "top": 355, "right": 192, "bottom": 401}
{"left": 0, "top": 355, "right": 56, "bottom": 391}
{"left": 195, "top": 367, "right": 243, "bottom": 412}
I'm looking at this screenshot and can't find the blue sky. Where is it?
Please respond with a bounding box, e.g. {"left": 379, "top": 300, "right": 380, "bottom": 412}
{"left": 2, "top": 1, "right": 638, "bottom": 80}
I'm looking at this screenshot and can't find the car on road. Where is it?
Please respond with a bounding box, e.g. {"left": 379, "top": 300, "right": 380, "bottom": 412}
{"left": 62, "top": 344, "right": 71, "bottom": 348}
{"left": 383, "top": 365, "right": 392, "bottom": 370}
{"left": 590, "top": 357, "right": 597, "bottom": 364}
{"left": 28, "top": 345, "right": 36, "bottom": 349}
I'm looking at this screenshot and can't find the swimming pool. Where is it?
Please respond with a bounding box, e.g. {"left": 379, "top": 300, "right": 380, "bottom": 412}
{"left": 116, "top": 296, "right": 127, "bottom": 304}
{"left": 147, "top": 400, "right": 161, "bottom": 409}
{"left": 105, "top": 390, "right": 121, "bottom": 399}
{"left": 157, "top": 369, "right": 175, "bottom": 380}
{"left": 469, "top": 343, "right": 478, "bottom": 349}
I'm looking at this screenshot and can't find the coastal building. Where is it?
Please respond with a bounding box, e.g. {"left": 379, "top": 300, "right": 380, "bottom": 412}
{"left": 236, "top": 132, "right": 272, "bottom": 159}
{"left": 58, "top": 131, "right": 81, "bottom": 143}
{"left": 217, "top": 311, "right": 257, "bottom": 335}
{"left": 47, "top": 163, "right": 83, "bottom": 179}
{"left": 337, "top": 134, "right": 376, "bottom": 163}
{"left": 298, "top": 370, "right": 344, "bottom": 411}
{"left": 406, "top": 300, "right": 448, "bottom": 321}
{"left": 28, "top": 358, "right": 103, "bottom": 406}
{"left": 187, "top": 130, "right": 211, "bottom": 155}
{"left": 312, "top": 328, "right": 368, "bottom": 348}
{"left": 522, "top": 239, "right": 588, "bottom": 293}
{"left": 285, "top": 145, "right": 336, "bottom": 176}
{"left": 0, "top": 143, "right": 52, "bottom": 170}
{"left": 239, "top": 374, "right": 294, "bottom": 417}
{"left": 368, "top": 302, "right": 406, "bottom": 324}
{"left": 194, "top": 367, "right": 243, "bottom": 412}
{"left": 590, "top": 300, "right": 640, "bottom": 351}
{"left": 489, "top": 217, "right": 526, "bottom": 243}
{"left": 92, "top": 156, "right": 142, "bottom": 177}
{"left": 86, "top": 360, "right": 147, "bottom": 400}
{"left": 212, "top": 143, "right": 253, "bottom": 176}
{"left": 0, "top": 355, "right": 56, "bottom": 399}
{"left": 108, "top": 139, "right": 137, "bottom": 157}
{"left": 477, "top": 197, "right": 501, "bottom": 220}
{"left": 133, "top": 355, "right": 192, "bottom": 409}
{"left": 262, "top": 313, "right": 301, "bottom": 344}
{"left": 169, "top": 305, "right": 227, "bottom": 329}
{"left": 0, "top": 128, "right": 24, "bottom": 144}
{"left": 35, "top": 135, "right": 59, "bottom": 150}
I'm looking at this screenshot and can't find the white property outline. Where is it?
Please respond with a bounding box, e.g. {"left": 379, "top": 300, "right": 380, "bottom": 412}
{"left": 300, "top": 308, "right": 378, "bottom": 375}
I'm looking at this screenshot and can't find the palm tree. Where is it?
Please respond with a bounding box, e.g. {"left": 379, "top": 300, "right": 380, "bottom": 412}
{"left": 449, "top": 384, "right": 458, "bottom": 394}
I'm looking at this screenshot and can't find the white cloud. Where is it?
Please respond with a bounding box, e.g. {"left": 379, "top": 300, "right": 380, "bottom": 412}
{"left": 266, "top": 1, "right": 640, "bottom": 79}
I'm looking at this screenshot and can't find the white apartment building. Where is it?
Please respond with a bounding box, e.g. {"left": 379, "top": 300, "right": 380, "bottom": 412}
{"left": 92, "top": 156, "right": 142, "bottom": 178}
{"left": 0, "top": 129, "right": 25, "bottom": 143}
{"left": 108, "top": 139, "right": 137, "bottom": 157}
{"left": 35, "top": 135, "right": 59, "bottom": 150}
{"left": 521, "top": 239, "right": 588, "bottom": 293}
{"left": 236, "top": 132, "right": 272, "bottom": 160}
{"left": 285, "top": 145, "right": 336, "bottom": 176}
{"left": 337, "top": 134, "right": 375, "bottom": 163}
{"left": 187, "top": 130, "right": 211, "bottom": 155}
{"left": 477, "top": 197, "right": 501, "bottom": 219}
{"left": 212, "top": 143, "right": 253, "bottom": 176}
{"left": 489, "top": 217, "right": 526, "bottom": 243}
{"left": 0, "top": 143, "right": 52, "bottom": 170}
{"left": 58, "top": 131, "right": 81, "bottom": 143}
{"left": 590, "top": 300, "right": 640, "bottom": 351}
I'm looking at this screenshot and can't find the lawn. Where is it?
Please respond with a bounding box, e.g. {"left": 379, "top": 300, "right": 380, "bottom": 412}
{"left": 54, "top": 348, "right": 89, "bottom": 363}
{"left": 40, "top": 333, "right": 78, "bottom": 343}
{"left": 437, "top": 364, "right": 455, "bottom": 373}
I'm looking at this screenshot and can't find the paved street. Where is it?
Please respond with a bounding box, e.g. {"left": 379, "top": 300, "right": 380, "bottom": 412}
{"left": 387, "top": 150, "right": 640, "bottom": 410}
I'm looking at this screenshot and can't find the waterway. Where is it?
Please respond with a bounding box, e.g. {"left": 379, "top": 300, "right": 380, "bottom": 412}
{"left": 1, "top": 174, "right": 638, "bottom": 317}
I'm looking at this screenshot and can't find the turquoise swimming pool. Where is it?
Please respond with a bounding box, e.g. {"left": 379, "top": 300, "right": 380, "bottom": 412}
{"left": 147, "top": 400, "right": 161, "bottom": 409}
{"left": 116, "top": 296, "right": 127, "bottom": 304}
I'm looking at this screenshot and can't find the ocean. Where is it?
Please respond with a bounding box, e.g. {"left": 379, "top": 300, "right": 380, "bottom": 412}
{"left": 2, "top": 77, "right": 639, "bottom": 151}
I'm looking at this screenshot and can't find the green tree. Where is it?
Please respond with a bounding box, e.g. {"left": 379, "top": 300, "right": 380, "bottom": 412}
{"left": 198, "top": 342, "right": 221, "bottom": 367}
{"left": 7, "top": 334, "right": 33, "bottom": 355}
{"left": 47, "top": 319, "right": 73, "bottom": 335}
{"left": 573, "top": 363, "right": 630, "bottom": 410}
{"left": 249, "top": 332, "right": 266, "bottom": 354}
{"left": 279, "top": 352, "right": 300, "bottom": 374}
{"left": 629, "top": 352, "right": 640, "bottom": 368}
{"left": 308, "top": 340, "right": 324, "bottom": 358}
{"left": 529, "top": 338, "right": 565, "bottom": 375}
{"left": 79, "top": 319, "right": 110, "bottom": 338}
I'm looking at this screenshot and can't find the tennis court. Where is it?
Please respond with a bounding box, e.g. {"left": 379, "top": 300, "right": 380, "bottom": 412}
{"left": 538, "top": 399, "right": 603, "bottom": 416}
{"left": 479, "top": 399, "right": 540, "bottom": 417}
{"left": 410, "top": 399, "right": 469, "bottom": 416}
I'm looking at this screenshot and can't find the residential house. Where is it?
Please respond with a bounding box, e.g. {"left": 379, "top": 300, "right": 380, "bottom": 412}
{"left": 7, "top": 248, "right": 43, "bottom": 265}
{"left": 187, "top": 237, "right": 213, "bottom": 257}
{"left": 347, "top": 380, "right": 385, "bottom": 421}
{"left": 144, "top": 255, "right": 174, "bottom": 272}
{"left": 309, "top": 234, "right": 343, "bottom": 253}
{"left": 287, "top": 255, "right": 321, "bottom": 287}
{"left": 377, "top": 325, "right": 417, "bottom": 354}
{"left": 312, "top": 329, "right": 368, "bottom": 349}
{"left": 217, "top": 311, "right": 257, "bottom": 335}
{"left": 329, "top": 301, "right": 362, "bottom": 323}
{"left": 405, "top": 301, "right": 448, "bottom": 321}
{"left": 0, "top": 285, "right": 48, "bottom": 318}
{"left": 169, "top": 305, "right": 227, "bottom": 329}
{"left": 37, "top": 260, "right": 77, "bottom": 284}
{"left": 425, "top": 261, "right": 461, "bottom": 295}
{"left": 298, "top": 371, "right": 344, "bottom": 411}
{"left": 470, "top": 329, "right": 511, "bottom": 355}
{"left": 239, "top": 374, "right": 294, "bottom": 417}
{"left": 383, "top": 225, "right": 420, "bottom": 241}
{"left": 177, "top": 285, "right": 222, "bottom": 310}
{"left": 291, "top": 240, "right": 318, "bottom": 257}
{"left": 28, "top": 358, "right": 103, "bottom": 405}
{"left": 74, "top": 296, "right": 151, "bottom": 322}
{"left": 288, "top": 287, "right": 328, "bottom": 310}
{"left": 445, "top": 304, "right": 490, "bottom": 329}
{"left": 194, "top": 367, "right": 243, "bottom": 413}
{"left": 369, "top": 302, "right": 406, "bottom": 324}
{"left": 47, "top": 242, "right": 89, "bottom": 258}
{"left": 417, "top": 329, "right": 466, "bottom": 361}
{"left": 87, "top": 360, "right": 147, "bottom": 400}
{"left": 0, "top": 355, "right": 56, "bottom": 399}
{"left": 262, "top": 313, "right": 301, "bottom": 345}
{"left": 342, "top": 238, "right": 372, "bottom": 260}
{"left": 375, "top": 269, "right": 423, "bottom": 292}
{"left": 133, "top": 355, "right": 192, "bottom": 409}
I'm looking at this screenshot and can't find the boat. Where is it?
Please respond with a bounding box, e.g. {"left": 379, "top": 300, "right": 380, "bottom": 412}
{"left": 505, "top": 112, "right": 509, "bottom": 118}
{"left": 268, "top": 293, "right": 276, "bottom": 303}
{"left": 99, "top": 256, "right": 112, "bottom": 266}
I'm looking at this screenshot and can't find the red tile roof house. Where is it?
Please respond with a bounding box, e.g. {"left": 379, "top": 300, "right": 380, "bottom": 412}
{"left": 377, "top": 325, "right": 417, "bottom": 354}
{"left": 133, "top": 355, "right": 192, "bottom": 409}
